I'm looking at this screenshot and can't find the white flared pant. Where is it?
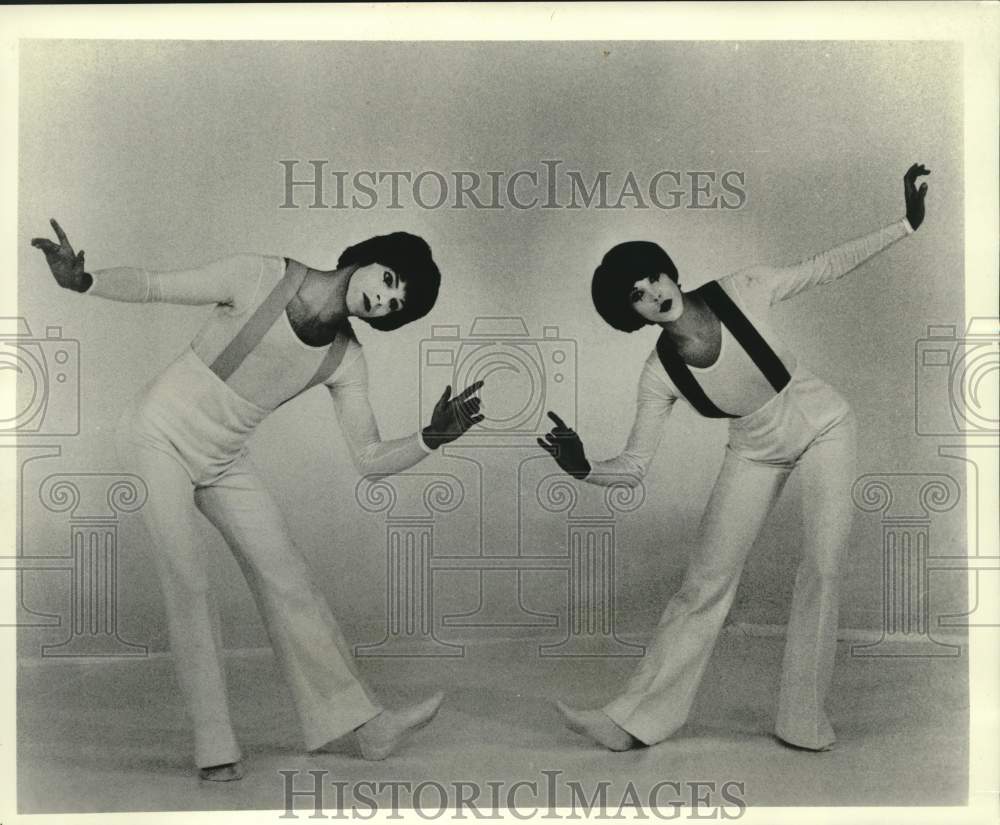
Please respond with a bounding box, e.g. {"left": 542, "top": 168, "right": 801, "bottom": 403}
{"left": 605, "top": 368, "right": 857, "bottom": 750}
{"left": 116, "top": 350, "right": 380, "bottom": 768}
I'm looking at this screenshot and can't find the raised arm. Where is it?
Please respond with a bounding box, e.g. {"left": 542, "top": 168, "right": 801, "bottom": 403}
{"left": 538, "top": 357, "right": 676, "bottom": 488}
{"left": 32, "top": 218, "right": 261, "bottom": 307}
{"left": 328, "top": 348, "right": 484, "bottom": 477}
{"left": 737, "top": 163, "right": 930, "bottom": 306}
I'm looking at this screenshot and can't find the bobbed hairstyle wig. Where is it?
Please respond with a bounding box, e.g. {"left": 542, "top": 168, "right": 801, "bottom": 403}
{"left": 590, "top": 240, "right": 679, "bottom": 333}
{"left": 338, "top": 232, "right": 441, "bottom": 332}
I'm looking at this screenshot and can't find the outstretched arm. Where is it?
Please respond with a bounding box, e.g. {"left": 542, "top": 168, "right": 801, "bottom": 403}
{"left": 737, "top": 164, "right": 930, "bottom": 306}
{"left": 538, "top": 358, "right": 676, "bottom": 488}
{"left": 329, "top": 349, "right": 484, "bottom": 476}
{"left": 32, "top": 218, "right": 261, "bottom": 307}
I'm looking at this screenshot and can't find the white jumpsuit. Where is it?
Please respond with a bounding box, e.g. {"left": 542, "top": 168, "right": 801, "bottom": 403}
{"left": 87, "top": 254, "right": 433, "bottom": 768}
{"left": 586, "top": 218, "right": 913, "bottom": 750}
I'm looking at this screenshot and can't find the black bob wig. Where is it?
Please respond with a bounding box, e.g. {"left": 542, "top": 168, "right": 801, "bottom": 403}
{"left": 338, "top": 232, "right": 441, "bottom": 332}
{"left": 591, "top": 240, "right": 679, "bottom": 333}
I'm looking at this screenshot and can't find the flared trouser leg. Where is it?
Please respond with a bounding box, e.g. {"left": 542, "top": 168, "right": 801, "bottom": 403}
{"left": 774, "top": 412, "right": 856, "bottom": 750}
{"left": 604, "top": 447, "right": 790, "bottom": 744}
{"left": 194, "top": 455, "right": 381, "bottom": 752}
{"left": 117, "top": 433, "right": 381, "bottom": 768}
{"left": 115, "top": 436, "right": 243, "bottom": 768}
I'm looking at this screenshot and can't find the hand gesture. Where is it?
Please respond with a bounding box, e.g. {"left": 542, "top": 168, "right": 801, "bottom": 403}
{"left": 537, "top": 411, "right": 591, "bottom": 479}
{"left": 903, "top": 163, "right": 930, "bottom": 231}
{"left": 31, "top": 219, "right": 91, "bottom": 292}
{"left": 422, "top": 381, "right": 485, "bottom": 450}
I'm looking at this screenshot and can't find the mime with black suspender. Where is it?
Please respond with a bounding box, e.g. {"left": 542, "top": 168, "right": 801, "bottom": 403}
{"left": 540, "top": 164, "right": 930, "bottom": 752}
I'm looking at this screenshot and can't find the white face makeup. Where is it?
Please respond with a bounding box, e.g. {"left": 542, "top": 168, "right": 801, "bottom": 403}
{"left": 346, "top": 263, "right": 407, "bottom": 319}
{"left": 630, "top": 272, "right": 684, "bottom": 324}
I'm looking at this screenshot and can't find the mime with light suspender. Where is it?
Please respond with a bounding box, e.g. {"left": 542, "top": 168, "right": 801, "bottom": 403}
{"left": 32, "top": 224, "right": 485, "bottom": 781}
{"left": 540, "top": 164, "right": 930, "bottom": 752}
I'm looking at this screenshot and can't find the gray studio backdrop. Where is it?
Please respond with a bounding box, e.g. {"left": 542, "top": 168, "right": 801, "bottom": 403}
{"left": 15, "top": 40, "right": 965, "bottom": 657}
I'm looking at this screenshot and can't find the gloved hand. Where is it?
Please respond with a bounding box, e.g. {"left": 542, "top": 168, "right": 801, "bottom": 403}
{"left": 537, "top": 410, "right": 591, "bottom": 479}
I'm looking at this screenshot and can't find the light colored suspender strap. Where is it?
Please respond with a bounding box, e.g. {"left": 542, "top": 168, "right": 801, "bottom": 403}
{"left": 209, "top": 259, "right": 308, "bottom": 382}
{"left": 303, "top": 326, "right": 355, "bottom": 391}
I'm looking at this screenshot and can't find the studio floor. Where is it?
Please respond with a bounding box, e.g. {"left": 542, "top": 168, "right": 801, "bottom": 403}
{"left": 17, "top": 631, "right": 968, "bottom": 813}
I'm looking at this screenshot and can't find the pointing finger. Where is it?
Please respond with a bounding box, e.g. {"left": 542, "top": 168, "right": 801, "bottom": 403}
{"left": 456, "top": 380, "right": 485, "bottom": 401}
{"left": 50, "top": 218, "right": 70, "bottom": 249}
{"left": 547, "top": 410, "right": 568, "bottom": 430}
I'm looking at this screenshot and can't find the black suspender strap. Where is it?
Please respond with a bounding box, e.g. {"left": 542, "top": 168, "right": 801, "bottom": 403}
{"left": 655, "top": 331, "right": 737, "bottom": 419}
{"left": 699, "top": 280, "right": 791, "bottom": 392}
{"left": 655, "top": 279, "right": 791, "bottom": 418}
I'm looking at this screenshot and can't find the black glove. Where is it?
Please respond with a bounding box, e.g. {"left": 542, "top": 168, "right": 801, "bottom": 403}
{"left": 422, "top": 381, "right": 485, "bottom": 450}
{"left": 903, "top": 163, "right": 930, "bottom": 231}
{"left": 537, "top": 410, "right": 591, "bottom": 479}
{"left": 31, "top": 218, "right": 92, "bottom": 293}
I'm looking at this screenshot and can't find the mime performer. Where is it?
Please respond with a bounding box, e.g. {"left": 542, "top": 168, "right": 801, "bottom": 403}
{"left": 32, "top": 223, "right": 484, "bottom": 780}
{"left": 539, "top": 164, "right": 930, "bottom": 752}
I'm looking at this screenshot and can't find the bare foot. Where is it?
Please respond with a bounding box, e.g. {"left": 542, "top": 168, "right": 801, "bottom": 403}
{"left": 198, "top": 761, "right": 244, "bottom": 781}
{"left": 555, "top": 701, "right": 641, "bottom": 751}
{"left": 355, "top": 693, "right": 444, "bottom": 761}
